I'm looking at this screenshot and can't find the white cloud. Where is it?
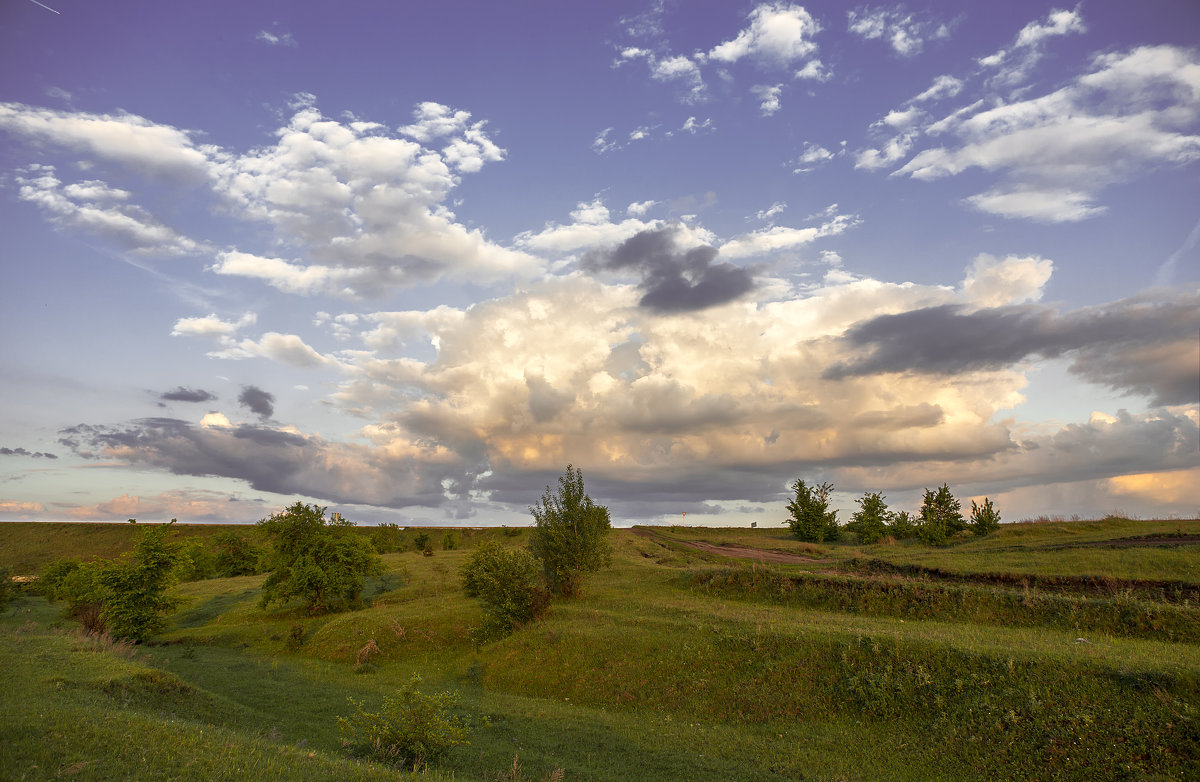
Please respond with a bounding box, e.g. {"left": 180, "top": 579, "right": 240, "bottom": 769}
{"left": 1014, "top": 7, "right": 1085, "bottom": 48}
{"left": 707, "top": 3, "right": 820, "bottom": 67}
{"left": 854, "top": 131, "right": 918, "bottom": 170}
{"left": 964, "top": 188, "right": 1105, "bottom": 223}
{"left": 752, "top": 84, "right": 783, "bottom": 116}
{"left": 793, "top": 59, "right": 830, "bottom": 81}
{"left": 911, "top": 74, "right": 964, "bottom": 104}
{"left": 792, "top": 142, "right": 836, "bottom": 173}
{"left": 171, "top": 312, "right": 256, "bottom": 338}
{"left": 978, "top": 7, "right": 1086, "bottom": 89}
{"left": 847, "top": 6, "right": 947, "bottom": 57}
{"left": 719, "top": 209, "right": 858, "bottom": 258}
{"left": 960, "top": 254, "right": 1054, "bottom": 308}
{"left": 256, "top": 30, "right": 297, "bottom": 47}
{"left": 680, "top": 116, "right": 714, "bottom": 134}
{"left": 627, "top": 200, "right": 659, "bottom": 217}
{"left": 755, "top": 202, "right": 787, "bottom": 221}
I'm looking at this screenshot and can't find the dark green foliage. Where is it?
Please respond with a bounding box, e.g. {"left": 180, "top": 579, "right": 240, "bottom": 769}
{"left": 98, "top": 526, "right": 186, "bottom": 642}
{"left": 179, "top": 539, "right": 218, "bottom": 581}
{"left": 917, "top": 484, "right": 966, "bottom": 545}
{"left": 500, "top": 525, "right": 523, "bottom": 537}
{"left": 846, "top": 491, "right": 889, "bottom": 544}
{"left": 460, "top": 539, "right": 548, "bottom": 641}
{"left": 39, "top": 526, "right": 185, "bottom": 641}
{"left": 369, "top": 523, "right": 406, "bottom": 554}
{"left": 786, "top": 479, "right": 839, "bottom": 542}
{"left": 337, "top": 674, "right": 469, "bottom": 770}
{"left": 213, "top": 531, "right": 265, "bottom": 577}
{"left": 442, "top": 532, "right": 458, "bottom": 551}
{"left": 969, "top": 497, "right": 1001, "bottom": 536}
{"left": 412, "top": 531, "right": 432, "bottom": 554}
{"left": 528, "top": 464, "right": 612, "bottom": 597}
{"left": 0, "top": 566, "right": 10, "bottom": 612}
{"left": 257, "top": 503, "right": 383, "bottom": 613}
{"left": 887, "top": 510, "right": 918, "bottom": 540}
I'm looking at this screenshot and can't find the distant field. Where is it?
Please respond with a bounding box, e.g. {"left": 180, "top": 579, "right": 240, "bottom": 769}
{"left": 2, "top": 518, "right": 1198, "bottom": 780}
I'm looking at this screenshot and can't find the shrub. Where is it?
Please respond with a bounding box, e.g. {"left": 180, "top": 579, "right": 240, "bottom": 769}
{"left": 370, "top": 522, "right": 407, "bottom": 554}
{"left": 412, "top": 531, "right": 432, "bottom": 554}
{"left": 846, "top": 492, "right": 889, "bottom": 544}
{"left": 528, "top": 464, "right": 612, "bottom": 597}
{"left": 257, "top": 503, "right": 383, "bottom": 613}
{"left": 213, "top": 531, "right": 265, "bottom": 576}
{"left": 970, "top": 497, "right": 1002, "bottom": 536}
{"left": 917, "top": 484, "right": 966, "bottom": 545}
{"left": 886, "top": 510, "right": 918, "bottom": 540}
{"left": 98, "top": 525, "right": 186, "bottom": 642}
{"left": 786, "top": 479, "right": 839, "bottom": 542}
{"left": 460, "top": 539, "right": 548, "bottom": 641}
{"left": 338, "top": 674, "right": 469, "bottom": 770}
{"left": 442, "top": 532, "right": 458, "bottom": 551}
{"left": 179, "top": 539, "right": 218, "bottom": 581}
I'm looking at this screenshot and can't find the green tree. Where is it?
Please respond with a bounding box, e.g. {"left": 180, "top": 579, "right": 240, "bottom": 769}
{"left": 847, "top": 491, "right": 889, "bottom": 544}
{"left": 460, "top": 539, "right": 548, "bottom": 641}
{"left": 338, "top": 674, "right": 469, "bottom": 770}
{"left": 99, "top": 525, "right": 185, "bottom": 642}
{"left": 257, "top": 503, "right": 382, "bottom": 613}
{"left": 917, "top": 484, "right": 966, "bottom": 545}
{"left": 213, "top": 530, "right": 264, "bottom": 577}
{"left": 370, "top": 522, "right": 407, "bottom": 554}
{"left": 886, "top": 510, "right": 918, "bottom": 540}
{"left": 969, "top": 497, "right": 1002, "bottom": 536}
{"left": 786, "top": 479, "right": 839, "bottom": 542}
{"left": 528, "top": 464, "right": 612, "bottom": 597}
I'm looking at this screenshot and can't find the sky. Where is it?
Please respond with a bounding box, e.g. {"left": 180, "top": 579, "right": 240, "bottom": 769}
{"left": 0, "top": 0, "right": 1197, "bottom": 527}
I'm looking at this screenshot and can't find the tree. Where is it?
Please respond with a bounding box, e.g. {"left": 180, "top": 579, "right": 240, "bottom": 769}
{"left": 786, "top": 479, "right": 839, "bottom": 542}
{"left": 847, "top": 491, "right": 889, "bottom": 544}
{"left": 528, "top": 465, "right": 612, "bottom": 597}
{"left": 969, "top": 497, "right": 1002, "bottom": 536}
{"left": 460, "top": 539, "right": 548, "bottom": 641}
{"left": 338, "top": 674, "right": 470, "bottom": 770}
{"left": 886, "top": 510, "right": 918, "bottom": 540}
{"left": 370, "top": 522, "right": 407, "bottom": 554}
{"left": 257, "top": 503, "right": 382, "bottom": 613}
{"left": 917, "top": 484, "right": 966, "bottom": 545}
{"left": 213, "top": 530, "right": 264, "bottom": 577}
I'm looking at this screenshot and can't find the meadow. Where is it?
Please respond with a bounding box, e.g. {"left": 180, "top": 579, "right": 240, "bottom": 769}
{"left": 1, "top": 517, "right": 1198, "bottom": 781}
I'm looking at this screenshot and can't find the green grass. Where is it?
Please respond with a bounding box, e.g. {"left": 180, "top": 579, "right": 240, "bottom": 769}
{"left": 3, "top": 517, "right": 1198, "bottom": 780}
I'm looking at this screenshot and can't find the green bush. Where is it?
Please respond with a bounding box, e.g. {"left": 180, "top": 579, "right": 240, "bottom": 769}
{"left": 338, "top": 674, "right": 469, "bottom": 770}
{"left": 412, "top": 531, "right": 432, "bottom": 554}
{"left": 786, "top": 479, "right": 839, "bottom": 542}
{"left": 969, "top": 497, "right": 1001, "bottom": 536}
{"left": 179, "top": 539, "right": 218, "bottom": 581}
{"left": 257, "top": 503, "right": 383, "bottom": 613}
{"left": 214, "top": 531, "right": 265, "bottom": 576}
{"left": 886, "top": 510, "right": 918, "bottom": 540}
{"left": 846, "top": 491, "right": 889, "bottom": 544}
{"left": 917, "top": 484, "right": 966, "bottom": 545}
{"left": 370, "top": 522, "right": 406, "bottom": 554}
{"left": 442, "top": 532, "right": 458, "bottom": 551}
{"left": 528, "top": 464, "right": 612, "bottom": 597}
{"left": 460, "top": 539, "right": 548, "bottom": 641}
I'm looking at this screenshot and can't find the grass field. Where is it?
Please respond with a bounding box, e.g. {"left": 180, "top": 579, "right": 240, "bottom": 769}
{"left": 2, "top": 518, "right": 1198, "bottom": 780}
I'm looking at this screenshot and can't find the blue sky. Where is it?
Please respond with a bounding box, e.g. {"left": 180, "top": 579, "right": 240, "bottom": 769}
{"left": 1, "top": 0, "right": 1197, "bottom": 526}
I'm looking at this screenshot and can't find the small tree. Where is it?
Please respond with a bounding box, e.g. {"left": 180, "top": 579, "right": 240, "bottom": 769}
{"left": 886, "top": 510, "right": 918, "bottom": 540}
{"left": 917, "top": 484, "right": 966, "bottom": 545}
{"left": 969, "top": 497, "right": 1001, "bottom": 536}
{"left": 213, "top": 531, "right": 264, "bottom": 577}
{"left": 370, "top": 523, "right": 407, "bottom": 554}
{"left": 258, "top": 503, "right": 382, "bottom": 613}
{"left": 528, "top": 465, "right": 612, "bottom": 597}
{"left": 99, "top": 525, "right": 185, "bottom": 642}
{"left": 786, "top": 479, "right": 839, "bottom": 542}
{"left": 847, "top": 492, "right": 889, "bottom": 544}
{"left": 460, "top": 539, "right": 548, "bottom": 642}
{"left": 338, "top": 674, "right": 469, "bottom": 770}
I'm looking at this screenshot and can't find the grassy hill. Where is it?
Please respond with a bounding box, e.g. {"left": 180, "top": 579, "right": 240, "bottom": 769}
{"left": 2, "top": 518, "right": 1198, "bottom": 780}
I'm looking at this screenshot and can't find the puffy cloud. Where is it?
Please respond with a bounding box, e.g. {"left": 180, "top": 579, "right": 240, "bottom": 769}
{"left": 582, "top": 225, "right": 755, "bottom": 312}
{"left": 792, "top": 142, "right": 836, "bottom": 173}
{"left": 707, "top": 3, "right": 820, "bottom": 67}
{"left": 171, "top": 312, "right": 256, "bottom": 338}
{"left": 960, "top": 254, "right": 1053, "bottom": 308}
{"left": 911, "top": 74, "right": 964, "bottom": 104}
{"left": 752, "top": 84, "right": 784, "bottom": 116}
{"left": 238, "top": 386, "right": 275, "bottom": 420}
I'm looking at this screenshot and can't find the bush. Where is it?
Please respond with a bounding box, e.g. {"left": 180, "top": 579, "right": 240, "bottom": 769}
{"left": 442, "top": 532, "right": 458, "bottom": 551}
{"left": 412, "top": 531, "right": 432, "bottom": 554}
{"left": 528, "top": 465, "right": 612, "bottom": 597}
{"left": 179, "top": 539, "right": 218, "bottom": 581}
{"left": 846, "top": 492, "right": 889, "bottom": 544}
{"left": 214, "top": 531, "right": 265, "bottom": 576}
{"left": 786, "top": 479, "right": 839, "bottom": 542}
{"left": 460, "top": 540, "right": 548, "bottom": 642}
{"left": 917, "top": 484, "right": 966, "bottom": 545}
{"left": 886, "top": 510, "right": 918, "bottom": 540}
{"left": 338, "top": 674, "right": 469, "bottom": 770}
{"left": 257, "top": 503, "right": 383, "bottom": 613}
{"left": 370, "top": 523, "right": 406, "bottom": 554}
{"left": 970, "top": 497, "right": 1002, "bottom": 536}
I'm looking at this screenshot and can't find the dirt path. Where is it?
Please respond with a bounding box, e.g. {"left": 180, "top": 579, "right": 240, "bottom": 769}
{"left": 633, "top": 528, "right": 824, "bottom": 564}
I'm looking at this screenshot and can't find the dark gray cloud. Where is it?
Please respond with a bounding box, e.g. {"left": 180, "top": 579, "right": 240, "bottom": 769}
{"left": 825, "top": 290, "right": 1199, "bottom": 406}
{"left": 0, "top": 446, "right": 57, "bottom": 459}
{"left": 160, "top": 386, "right": 217, "bottom": 403}
{"left": 238, "top": 385, "right": 275, "bottom": 419}
{"left": 57, "top": 417, "right": 463, "bottom": 509}
{"left": 583, "top": 225, "right": 755, "bottom": 312}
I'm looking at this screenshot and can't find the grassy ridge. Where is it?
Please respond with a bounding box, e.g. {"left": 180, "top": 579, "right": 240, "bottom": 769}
{"left": 2, "top": 517, "right": 1198, "bottom": 780}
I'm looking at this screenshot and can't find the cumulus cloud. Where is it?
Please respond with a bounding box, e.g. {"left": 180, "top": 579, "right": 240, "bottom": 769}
{"left": 752, "top": 84, "right": 784, "bottom": 116}
{"left": 847, "top": 6, "right": 949, "bottom": 57}
{"left": 238, "top": 386, "right": 275, "bottom": 419}
{"left": 707, "top": 3, "right": 820, "bottom": 67}
{"left": 979, "top": 7, "right": 1085, "bottom": 88}
{"left": 582, "top": 225, "right": 755, "bottom": 312}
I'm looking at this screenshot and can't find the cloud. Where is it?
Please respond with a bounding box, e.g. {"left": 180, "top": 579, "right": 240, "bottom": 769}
{"left": 238, "top": 386, "right": 275, "bottom": 419}
{"left": 847, "top": 6, "right": 949, "bottom": 57}
{"left": 718, "top": 209, "right": 858, "bottom": 258}
{"left": 792, "top": 142, "right": 836, "bottom": 173}
{"left": 979, "top": 7, "right": 1085, "bottom": 88}
{"left": 582, "top": 225, "right": 755, "bottom": 312}
{"left": 895, "top": 45, "right": 1200, "bottom": 222}
{"left": 911, "top": 74, "right": 964, "bottom": 104}
{"left": 256, "top": 29, "right": 297, "bottom": 47}
{"left": 707, "top": 3, "right": 820, "bottom": 68}
{"left": 0, "top": 447, "right": 57, "bottom": 459}
{"left": 171, "top": 312, "right": 256, "bottom": 338}
{"left": 824, "top": 287, "right": 1200, "bottom": 406}
{"left": 752, "top": 84, "right": 784, "bottom": 116}
{"left": 160, "top": 387, "right": 217, "bottom": 403}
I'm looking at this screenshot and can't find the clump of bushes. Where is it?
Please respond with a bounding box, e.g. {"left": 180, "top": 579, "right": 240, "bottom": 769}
{"left": 786, "top": 479, "right": 839, "bottom": 542}
{"left": 460, "top": 539, "right": 549, "bottom": 643}
{"left": 338, "top": 674, "right": 469, "bottom": 771}
{"left": 370, "top": 522, "right": 406, "bottom": 554}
